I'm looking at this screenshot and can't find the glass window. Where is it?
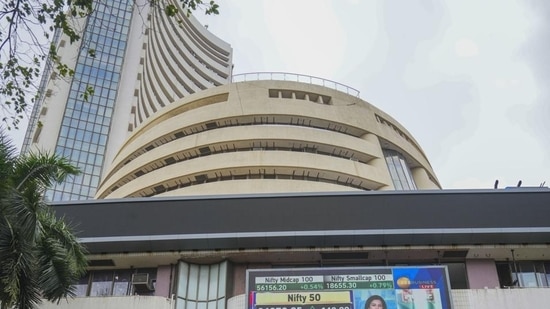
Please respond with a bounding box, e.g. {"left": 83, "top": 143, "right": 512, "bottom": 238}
{"left": 207, "top": 301, "right": 218, "bottom": 309}
{"left": 187, "top": 265, "right": 199, "bottom": 300}
{"left": 71, "top": 150, "right": 80, "bottom": 162}
{"left": 176, "top": 300, "right": 186, "bottom": 309}
{"left": 90, "top": 271, "right": 113, "bottom": 296}
{"left": 496, "top": 262, "right": 514, "bottom": 287}
{"left": 94, "top": 155, "right": 103, "bottom": 166}
{"left": 177, "top": 261, "right": 227, "bottom": 309}
{"left": 208, "top": 264, "right": 219, "bottom": 299}
{"left": 83, "top": 187, "right": 92, "bottom": 197}
{"left": 218, "top": 262, "right": 226, "bottom": 298}
{"left": 113, "top": 270, "right": 132, "bottom": 296}
{"left": 50, "top": 0, "right": 133, "bottom": 201}
{"left": 383, "top": 149, "right": 417, "bottom": 190}
{"left": 197, "top": 265, "right": 209, "bottom": 300}
{"left": 178, "top": 262, "right": 190, "bottom": 297}
{"left": 535, "top": 262, "right": 548, "bottom": 287}
{"left": 197, "top": 302, "right": 207, "bottom": 309}
{"left": 91, "top": 175, "right": 100, "bottom": 187}
{"left": 499, "top": 261, "right": 550, "bottom": 288}
{"left": 74, "top": 273, "right": 90, "bottom": 296}
{"left": 518, "top": 262, "right": 538, "bottom": 287}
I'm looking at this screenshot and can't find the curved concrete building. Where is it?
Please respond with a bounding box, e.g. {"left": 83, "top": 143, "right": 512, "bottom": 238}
{"left": 134, "top": 2, "right": 233, "bottom": 127}
{"left": 96, "top": 77, "right": 440, "bottom": 199}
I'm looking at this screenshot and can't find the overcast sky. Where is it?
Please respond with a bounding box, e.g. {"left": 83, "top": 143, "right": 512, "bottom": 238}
{"left": 7, "top": 0, "right": 548, "bottom": 190}
{"left": 196, "top": 0, "right": 549, "bottom": 189}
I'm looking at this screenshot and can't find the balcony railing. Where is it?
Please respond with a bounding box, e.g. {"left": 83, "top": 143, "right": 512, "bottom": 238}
{"left": 231, "top": 72, "right": 360, "bottom": 97}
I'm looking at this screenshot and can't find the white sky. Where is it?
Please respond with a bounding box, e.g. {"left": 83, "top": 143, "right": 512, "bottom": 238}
{"left": 7, "top": 0, "right": 549, "bottom": 190}
{"left": 196, "top": 0, "right": 550, "bottom": 189}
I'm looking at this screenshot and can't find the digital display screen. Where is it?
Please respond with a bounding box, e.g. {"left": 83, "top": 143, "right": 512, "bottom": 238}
{"left": 246, "top": 266, "right": 452, "bottom": 309}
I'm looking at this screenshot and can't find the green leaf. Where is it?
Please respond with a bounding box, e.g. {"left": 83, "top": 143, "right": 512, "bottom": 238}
{"left": 81, "top": 85, "right": 94, "bottom": 101}
{"left": 165, "top": 4, "right": 179, "bottom": 17}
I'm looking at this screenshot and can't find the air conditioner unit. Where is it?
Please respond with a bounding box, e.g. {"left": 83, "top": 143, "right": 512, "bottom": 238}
{"left": 131, "top": 273, "right": 155, "bottom": 292}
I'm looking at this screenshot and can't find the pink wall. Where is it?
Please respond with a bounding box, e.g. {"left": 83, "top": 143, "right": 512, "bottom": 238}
{"left": 155, "top": 265, "right": 174, "bottom": 298}
{"left": 466, "top": 259, "right": 500, "bottom": 289}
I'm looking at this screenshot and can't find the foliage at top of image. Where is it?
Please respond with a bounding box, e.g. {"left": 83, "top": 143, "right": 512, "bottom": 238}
{"left": 0, "top": 0, "right": 219, "bottom": 130}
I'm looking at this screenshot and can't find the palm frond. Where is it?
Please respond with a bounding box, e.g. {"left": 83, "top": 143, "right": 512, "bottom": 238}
{"left": 0, "top": 219, "right": 41, "bottom": 309}
{"left": 0, "top": 133, "right": 17, "bottom": 183}
{"left": 13, "top": 150, "right": 80, "bottom": 194}
{"left": 36, "top": 211, "right": 88, "bottom": 302}
{"left": 0, "top": 132, "right": 87, "bottom": 309}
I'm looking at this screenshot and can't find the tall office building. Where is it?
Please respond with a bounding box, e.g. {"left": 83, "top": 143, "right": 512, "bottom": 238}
{"left": 24, "top": 1, "right": 437, "bottom": 201}
{"left": 22, "top": 1, "right": 233, "bottom": 201}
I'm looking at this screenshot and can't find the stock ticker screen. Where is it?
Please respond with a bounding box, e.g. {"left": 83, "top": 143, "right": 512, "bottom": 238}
{"left": 246, "top": 266, "right": 452, "bottom": 309}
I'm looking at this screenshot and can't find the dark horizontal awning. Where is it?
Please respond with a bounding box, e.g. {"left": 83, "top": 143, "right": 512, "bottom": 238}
{"left": 51, "top": 189, "right": 550, "bottom": 254}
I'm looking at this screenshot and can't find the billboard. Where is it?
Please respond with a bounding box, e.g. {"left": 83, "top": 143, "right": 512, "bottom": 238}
{"left": 246, "top": 266, "right": 452, "bottom": 309}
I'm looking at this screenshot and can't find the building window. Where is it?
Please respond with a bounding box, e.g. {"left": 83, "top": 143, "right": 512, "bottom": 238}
{"left": 90, "top": 270, "right": 114, "bottom": 296}
{"left": 74, "top": 268, "right": 155, "bottom": 297}
{"left": 496, "top": 261, "right": 550, "bottom": 288}
{"left": 176, "top": 261, "right": 227, "bottom": 309}
{"left": 383, "top": 149, "right": 417, "bottom": 190}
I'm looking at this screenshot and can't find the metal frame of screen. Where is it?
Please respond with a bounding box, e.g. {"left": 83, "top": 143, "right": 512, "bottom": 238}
{"left": 246, "top": 266, "right": 453, "bottom": 309}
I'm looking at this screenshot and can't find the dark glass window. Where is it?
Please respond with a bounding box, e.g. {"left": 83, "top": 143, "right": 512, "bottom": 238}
{"left": 496, "top": 261, "right": 550, "bottom": 288}
{"left": 73, "top": 269, "right": 151, "bottom": 297}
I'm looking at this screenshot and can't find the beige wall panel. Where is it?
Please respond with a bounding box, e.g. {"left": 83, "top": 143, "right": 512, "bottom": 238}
{"left": 157, "top": 179, "right": 362, "bottom": 197}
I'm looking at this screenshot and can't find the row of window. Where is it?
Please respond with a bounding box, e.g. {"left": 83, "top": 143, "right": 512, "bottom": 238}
{"left": 66, "top": 97, "right": 115, "bottom": 118}
{"left": 58, "top": 140, "right": 105, "bottom": 164}
{"left": 155, "top": 12, "right": 226, "bottom": 83}
{"left": 268, "top": 88, "right": 332, "bottom": 105}
{"left": 375, "top": 114, "right": 425, "bottom": 158}
{"left": 140, "top": 169, "right": 370, "bottom": 197}
{"left": 74, "top": 268, "right": 157, "bottom": 297}
{"left": 177, "top": 261, "right": 227, "bottom": 309}
{"left": 497, "top": 261, "right": 550, "bottom": 288}
{"left": 109, "top": 146, "right": 417, "bottom": 197}
{"left": 163, "top": 8, "right": 231, "bottom": 64}
{"left": 124, "top": 117, "right": 363, "bottom": 173}
{"left": 106, "top": 144, "right": 369, "bottom": 195}
{"left": 77, "top": 65, "right": 123, "bottom": 85}
{"left": 126, "top": 141, "right": 367, "bottom": 182}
